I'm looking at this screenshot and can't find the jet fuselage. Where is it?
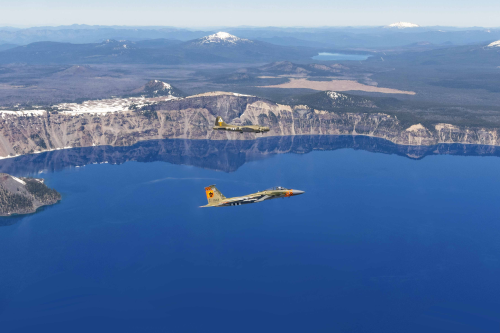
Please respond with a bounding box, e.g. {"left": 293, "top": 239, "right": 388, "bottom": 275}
{"left": 201, "top": 185, "right": 304, "bottom": 207}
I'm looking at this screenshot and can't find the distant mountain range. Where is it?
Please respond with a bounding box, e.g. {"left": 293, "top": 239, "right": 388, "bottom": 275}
{"left": 0, "top": 26, "right": 209, "bottom": 44}
{"left": 0, "top": 32, "right": 317, "bottom": 65}
{"left": 0, "top": 43, "right": 17, "bottom": 52}
{"left": 370, "top": 40, "right": 500, "bottom": 66}
{"left": 1, "top": 25, "right": 500, "bottom": 49}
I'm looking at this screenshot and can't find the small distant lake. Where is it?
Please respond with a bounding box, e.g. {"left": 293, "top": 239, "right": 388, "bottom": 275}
{"left": 312, "top": 52, "right": 371, "bottom": 61}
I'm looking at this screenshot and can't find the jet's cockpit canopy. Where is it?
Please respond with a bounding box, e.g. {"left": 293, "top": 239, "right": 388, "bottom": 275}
{"left": 266, "top": 186, "right": 289, "bottom": 191}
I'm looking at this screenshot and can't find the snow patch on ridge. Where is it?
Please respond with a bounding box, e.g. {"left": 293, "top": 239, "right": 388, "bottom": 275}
{"left": 435, "top": 123, "right": 460, "bottom": 132}
{"left": 0, "top": 110, "right": 46, "bottom": 118}
{"left": 148, "top": 80, "right": 173, "bottom": 95}
{"left": 54, "top": 96, "right": 177, "bottom": 116}
{"left": 487, "top": 40, "right": 500, "bottom": 48}
{"left": 11, "top": 176, "right": 26, "bottom": 185}
{"left": 406, "top": 124, "right": 426, "bottom": 132}
{"left": 232, "top": 92, "right": 253, "bottom": 97}
{"left": 387, "top": 22, "right": 420, "bottom": 28}
{"left": 188, "top": 91, "right": 255, "bottom": 98}
{"left": 326, "top": 91, "right": 347, "bottom": 100}
{"left": 151, "top": 80, "right": 172, "bottom": 90}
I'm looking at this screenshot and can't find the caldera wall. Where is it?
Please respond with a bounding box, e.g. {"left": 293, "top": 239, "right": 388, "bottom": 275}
{"left": 0, "top": 94, "right": 499, "bottom": 158}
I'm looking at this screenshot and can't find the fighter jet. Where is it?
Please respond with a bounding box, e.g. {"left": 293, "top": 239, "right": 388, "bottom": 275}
{"left": 213, "top": 116, "right": 270, "bottom": 133}
{"left": 201, "top": 185, "right": 304, "bottom": 207}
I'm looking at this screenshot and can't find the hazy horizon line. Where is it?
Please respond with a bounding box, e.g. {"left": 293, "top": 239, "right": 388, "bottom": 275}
{"left": 2, "top": 24, "right": 500, "bottom": 30}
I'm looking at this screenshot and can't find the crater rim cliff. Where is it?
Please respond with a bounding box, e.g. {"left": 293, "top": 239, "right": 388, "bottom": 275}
{"left": 0, "top": 91, "right": 499, "bottom": 159}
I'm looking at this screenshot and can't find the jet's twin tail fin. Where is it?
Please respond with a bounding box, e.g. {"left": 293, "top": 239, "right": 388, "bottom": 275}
{"left": 204, "top": 184, "right": 226, "bottom": 206}
{"left": 215, "top": 116, "right": 228, "bottom": 127}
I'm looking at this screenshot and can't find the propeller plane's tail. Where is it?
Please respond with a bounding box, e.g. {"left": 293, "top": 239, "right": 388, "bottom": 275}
{"left": 214, "top": 116, "right": 228, "bottom": 127}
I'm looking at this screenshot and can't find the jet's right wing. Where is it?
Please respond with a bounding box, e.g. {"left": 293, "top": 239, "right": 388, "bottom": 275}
{"left": 219, "top": 194, "right": 270, "bottom": 206}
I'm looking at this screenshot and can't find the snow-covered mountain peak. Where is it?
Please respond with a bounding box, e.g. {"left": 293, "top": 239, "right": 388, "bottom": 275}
{"left": 129, "top": 80, "right": 184, "bottom": 98}
{"left": 387, "top": 22, "right": 420, "bottom": 29}
{"left": 150, "top": 79, "right": 172, "bottom": 90}
{"left": 487, "top": 40, "right": 500, "bottom": 48}
{"left": 326, "top": 91, "right": 347, "bottom": 100}
{"left": 199, "top": 32, "right": 250, "bottom": 44}
{"left": 143, "top": 80, "right": 178, "bottom": 96}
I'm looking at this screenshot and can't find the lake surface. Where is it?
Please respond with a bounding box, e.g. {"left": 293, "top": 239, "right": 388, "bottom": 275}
{"left": 1, "top": 137, "right": 499, "bottom": 332}
{"left": 312, "top": 52, "right": 371, "bottom": 61}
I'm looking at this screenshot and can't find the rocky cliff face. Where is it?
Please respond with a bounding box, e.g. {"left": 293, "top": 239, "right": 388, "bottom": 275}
{"left": 1, "top": 92, "right": 499, "bottom": 158}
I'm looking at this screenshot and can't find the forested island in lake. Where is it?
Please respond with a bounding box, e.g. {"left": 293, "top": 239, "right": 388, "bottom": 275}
{"left": 0, "top": 173, "right": 61, "bottom": 216}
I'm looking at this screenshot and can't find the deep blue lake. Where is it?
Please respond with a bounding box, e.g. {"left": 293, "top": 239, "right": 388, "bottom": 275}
{"left": 1, "top": 137, "right": 499, "bottom": 332}
{"left": 312, "top": 52, "right": 371, "bottom": 61}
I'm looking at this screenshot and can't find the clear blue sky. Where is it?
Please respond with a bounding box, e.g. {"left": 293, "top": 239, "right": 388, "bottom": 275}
{"left": 2, "top": 0, "right": 499, "bottom": 28}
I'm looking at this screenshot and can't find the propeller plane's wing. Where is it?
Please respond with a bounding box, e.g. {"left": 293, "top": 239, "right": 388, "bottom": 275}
{"left": 212, "top": 116, "right": 270, "bottom": 134}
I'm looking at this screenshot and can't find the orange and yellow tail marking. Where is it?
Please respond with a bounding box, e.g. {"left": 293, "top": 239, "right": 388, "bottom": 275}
{"left": 205, "top": 187, "right": 214, "bottom": 199}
